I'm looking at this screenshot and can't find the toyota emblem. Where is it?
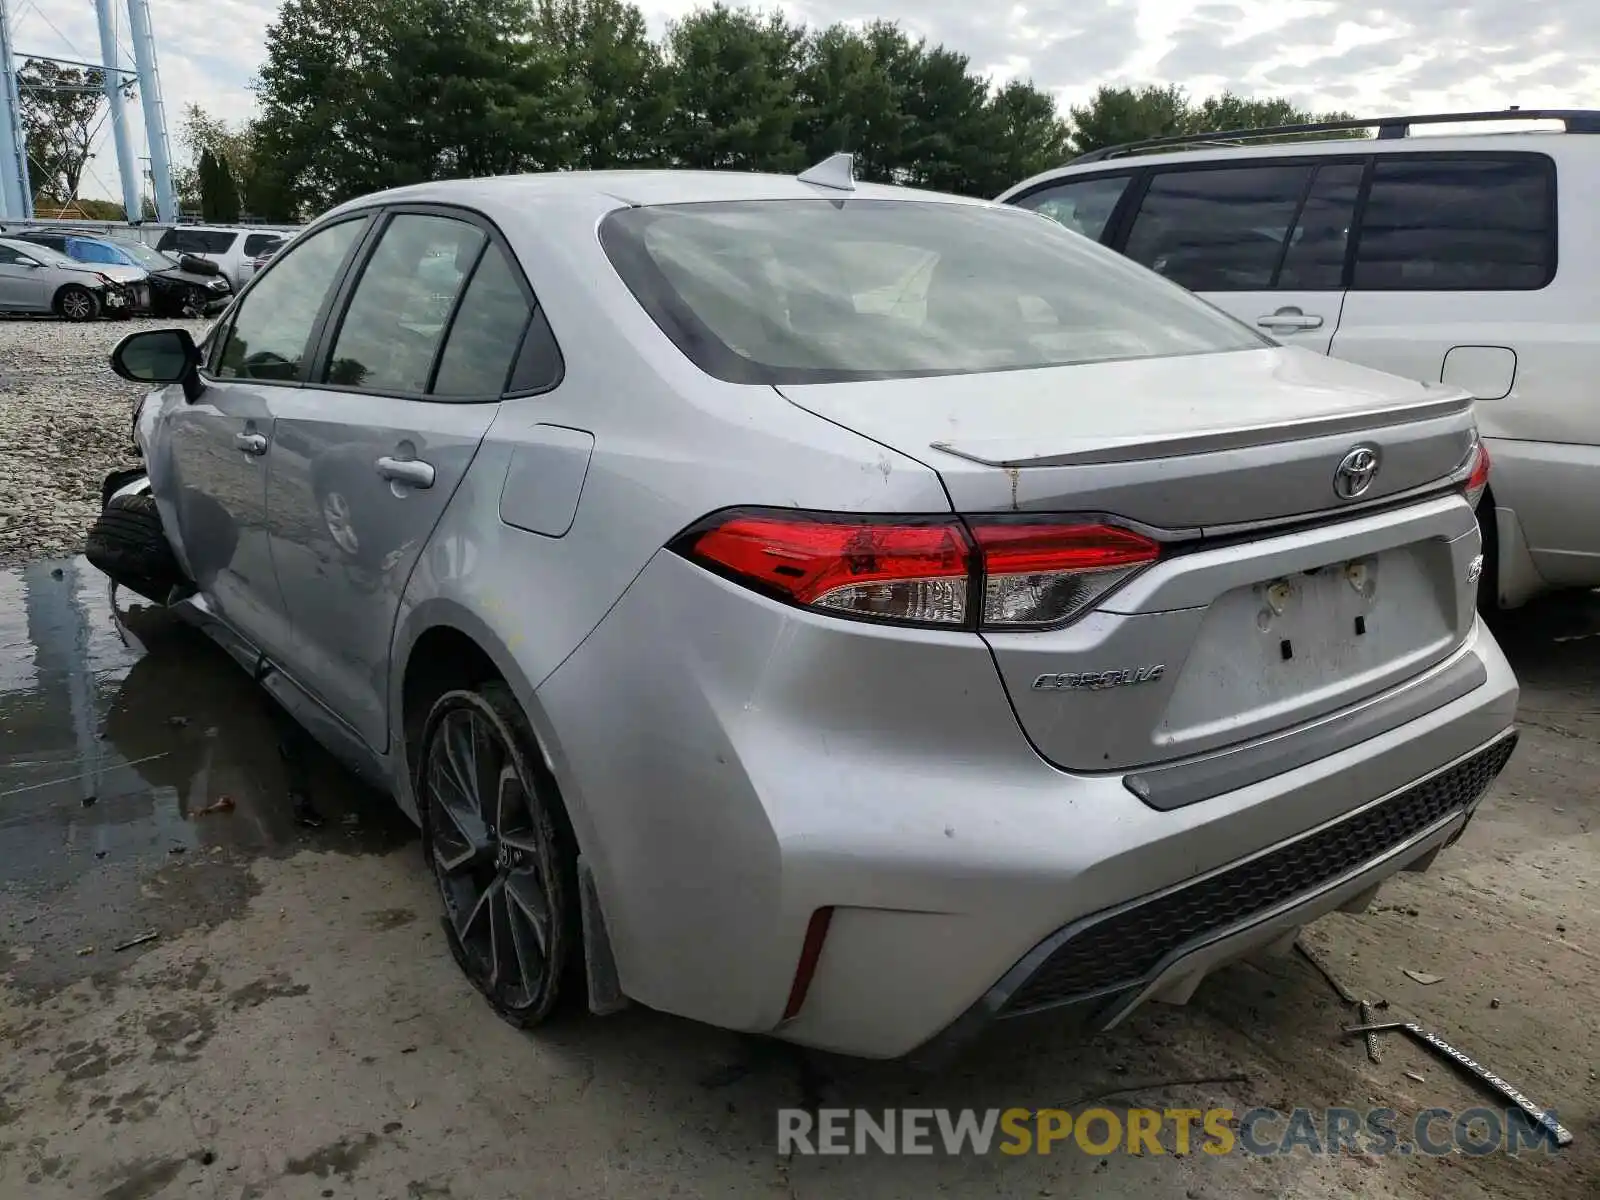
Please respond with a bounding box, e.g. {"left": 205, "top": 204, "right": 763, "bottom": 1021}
{"left": 1333, "top": 446, "right": 1381, "bottom": 500}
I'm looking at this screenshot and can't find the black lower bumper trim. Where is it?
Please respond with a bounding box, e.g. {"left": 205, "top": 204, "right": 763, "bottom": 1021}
{"left": 910, "top": 731, "right": 1517, "bottom": 1066}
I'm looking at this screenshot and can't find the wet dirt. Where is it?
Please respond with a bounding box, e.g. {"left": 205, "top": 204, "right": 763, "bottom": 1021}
{"left": 0, "top": 557, "right": 1596, "bottom": 1199}
{"left": 0, "top": 557, "right": 414, "bottom": 994}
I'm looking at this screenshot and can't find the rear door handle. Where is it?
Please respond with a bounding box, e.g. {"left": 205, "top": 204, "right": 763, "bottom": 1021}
{"left": 234, "top": 432, "right": 268, "bottom": 455}
{"left": 1256, "top": 309, "right": 1324, "bottom": 331}
{"left": 376, "top": 456, "right": 436, "bottom": 489}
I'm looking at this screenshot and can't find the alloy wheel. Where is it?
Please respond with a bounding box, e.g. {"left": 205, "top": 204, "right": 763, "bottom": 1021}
{"left": 321, "top": 491, "right": 361, "bottom": 556}
{"left": 61, "top": 290, "right": 94, "bottom": 321}
{"left": 423, "top": 698, "right": 566, "bottom": 1022}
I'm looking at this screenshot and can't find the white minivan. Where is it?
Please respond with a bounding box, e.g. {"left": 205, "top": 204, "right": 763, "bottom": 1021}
{"left": 999, "top": 109, "right": 1600, "bottom": 611}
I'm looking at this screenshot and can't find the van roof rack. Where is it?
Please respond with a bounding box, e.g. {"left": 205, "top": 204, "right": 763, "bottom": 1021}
{"left": 1072, "top": 108, "right": 1600, "bottom": 164}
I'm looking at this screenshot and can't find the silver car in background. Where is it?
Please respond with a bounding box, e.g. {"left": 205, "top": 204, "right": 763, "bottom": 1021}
{"left": 103, "top": 161, "right": 1517, "bottom": 1061}
{"left": 0, "top": 236, "right": 131, "bottom": 320}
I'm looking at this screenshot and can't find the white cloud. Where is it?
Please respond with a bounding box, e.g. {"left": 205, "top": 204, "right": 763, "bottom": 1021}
{"left": 25, "top": 0, "right": 1600, "bottom": 205}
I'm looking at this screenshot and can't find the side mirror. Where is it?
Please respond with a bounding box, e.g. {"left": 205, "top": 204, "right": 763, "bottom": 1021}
{"left": 111, "top": 328, "right": 202, "bottom": 393}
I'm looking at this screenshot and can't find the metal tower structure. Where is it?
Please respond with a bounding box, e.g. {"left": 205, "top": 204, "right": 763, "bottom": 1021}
{"left": 0, "top": 0, "right": 178, "bottom": 223}
{"left": 125, "top": 0, "right": 176, "bottom": 222}
{"left": 0, "top": 0, "right": 28, "bottom": 218}
{"left": 95, "top": 0, "right": 142, "bottom": 219}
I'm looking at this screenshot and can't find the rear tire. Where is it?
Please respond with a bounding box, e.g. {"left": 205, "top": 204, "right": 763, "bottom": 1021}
{"left": 55, "top": 285, "right": 99, "bottom": 323}
{"left": 417, "top": 682, "right": 584, "bottom": 1028}
{"left": 85, "top": 493, "right": 185, "bottom": 604}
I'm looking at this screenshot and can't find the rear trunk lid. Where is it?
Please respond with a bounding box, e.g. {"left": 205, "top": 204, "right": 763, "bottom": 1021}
{"left": 779, "top": 346, "right": 1483, "bottom": 773}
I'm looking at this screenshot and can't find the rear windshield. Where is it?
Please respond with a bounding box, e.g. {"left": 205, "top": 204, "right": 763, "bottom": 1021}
{"left": 600, "top": 199, "right": 1267, "bottom": 384}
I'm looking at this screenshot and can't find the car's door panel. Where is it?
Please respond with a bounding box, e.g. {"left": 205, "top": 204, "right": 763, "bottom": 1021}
{"left": 1117, "top": 159, "right": 1363, "bottom": 356}
{"left": 263, "top": 209, "right": 523, "bottom": 752}
{"left": 0, "top": 247, "right": 49, "bottom": 310}
{"left": 265, "top": 393, "right": 498, "bottom": 750}
{"left": 152, "top": 215, "right": 373, "bottom": 657}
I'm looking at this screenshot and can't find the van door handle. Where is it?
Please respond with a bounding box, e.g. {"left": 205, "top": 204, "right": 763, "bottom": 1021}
{"left": 234, "top": 432, "right": 268, "bottom": 455}
{"left": 376, "top": 456, "right": 436, "bottom": 489}
{"left": 1257, "top": 309, "right": 1324, "bottom": 331}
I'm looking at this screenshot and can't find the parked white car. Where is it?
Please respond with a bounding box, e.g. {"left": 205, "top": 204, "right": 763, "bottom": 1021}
{"left": 154, "top": 226, "right": 293, "bottom": 291}
{"left": 999, "top": 108, "right": 1600, "bottom": 611}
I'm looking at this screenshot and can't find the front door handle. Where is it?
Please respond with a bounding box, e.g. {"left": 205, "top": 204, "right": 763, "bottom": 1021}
{"left": 1256, "top": 308, "right": 1324, "bottom": 331}
{"left": 376, "top": 456, "right": 436, "bottom": 489}
{"left": 234, "top": 432, "right": 268, "bottom": 455}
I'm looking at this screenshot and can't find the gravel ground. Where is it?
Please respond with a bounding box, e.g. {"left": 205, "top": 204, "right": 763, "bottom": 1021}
{"left": 0, "top": 317, "right": 208, "bottom": 566}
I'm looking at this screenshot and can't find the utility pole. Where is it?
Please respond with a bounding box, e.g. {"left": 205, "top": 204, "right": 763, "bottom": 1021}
{"left": 126, "top": 0, "right": 176, "bottom": 223}
{"left": 94, "top": 0, "right": 142, "bottom": 222}
{"left": 0, "top": 0, "right": 28, "bottom": 218}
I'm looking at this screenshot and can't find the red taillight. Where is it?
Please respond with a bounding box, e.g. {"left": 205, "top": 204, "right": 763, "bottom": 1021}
{"left": 684, "top": 513, "right": 972, "bottom": 625}
{"left": 676, "top": 509, "right": 1161, "bottom": 630}
{"left": 1464, "top": 440, "right": 1491, "bottom": 508}
{"left": 970, "top": 522, "right": 1161, "bottom": 629}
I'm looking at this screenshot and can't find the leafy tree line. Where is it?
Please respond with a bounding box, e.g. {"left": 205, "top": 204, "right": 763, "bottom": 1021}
{"left": 231, "top": 0, "right": 1360, "bottom": 221}
{"left": 17, "top": 0, "right": 1359, "bottom": 221}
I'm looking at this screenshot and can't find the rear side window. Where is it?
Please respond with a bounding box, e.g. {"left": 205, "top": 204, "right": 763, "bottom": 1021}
{"left": 1353, "top": 156, "right": 1555, "bottom": 291}
{"left": 601, "top": 199, "right": 1266, "bottom": 385}
{"left": 432, "top": 244, "right": 533, "bottom": 396}
{"left": 157, "top": 229, "right": 238, "bottom": 255}
{"left": 1124, "top": 165, "right": 1313, "bottom": 291}
{"left": 1013, "top": 176, "right": 1131, "bottom": 242}
{"left": 323, "top": 214, "right": 484, "bottom": 393}
{"left": 243, "top": 234, "right": 283, "bottom": 256}
{"left": 215, "top": 219, "right": 366, "bottom": 382}
{"left": 1278, "top": 163, "right": 1363, "bottom": 290}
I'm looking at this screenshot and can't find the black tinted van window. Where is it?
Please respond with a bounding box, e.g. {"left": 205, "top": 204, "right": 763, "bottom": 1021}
{"left": 157, "top": 229, "right": 238, "bottom": 255}
{"left": 1353, "top": 156, "right": 1554, "bottom": 290}
{"left": 1278, "top": 163, "right": 1363, "bottom": 290}
{"left": 1124, "top": 165, "right": 1314, "bottom": 291}
{"left": 1014, "top": 176, "right": 1130, "bottom": 242}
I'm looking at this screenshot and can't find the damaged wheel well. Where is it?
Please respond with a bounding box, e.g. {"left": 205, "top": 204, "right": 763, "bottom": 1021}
{"left": 401, "top": 627, "right": 503, "bottom": 757}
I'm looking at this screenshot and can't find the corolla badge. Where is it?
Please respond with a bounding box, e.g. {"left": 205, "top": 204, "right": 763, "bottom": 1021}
{"left": 1033, "top": 665, "right": 1166, "bottom": 691}
{"left": 1333, "top": 446, "right": 1381, "bottom": 500}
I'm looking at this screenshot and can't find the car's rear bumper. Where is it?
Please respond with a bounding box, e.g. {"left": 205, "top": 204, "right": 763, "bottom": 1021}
{"left": 911, "top": 729, "right": 1514, "bottom": 1066}
{"left": 537, "top": 553, "right": 1520, "bottom": 1061}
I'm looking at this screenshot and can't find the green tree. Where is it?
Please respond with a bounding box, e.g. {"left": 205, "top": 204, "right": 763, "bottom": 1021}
{"left": 1070, "top": 85, "right": 1366, "bottom": 157}
{"left": 537, "top": 0, "right": 667, "bottom": 167}
{"left": 18, "top": 59, "right": 113, "bottom": 203}
{"left": 1194, "top": 92, "right": 1364, "bottom": 144}
{"left": 660, "top": 4, "right": 807, "bottom": 171}
{"left": 198, "top": 147, "right": 221, "bottom": 221}
{"left": 255, "top": 0, "right": 578, "bottom": 212}
{"left": 974, "top": 79, "right": 1073, "bottom": 196}
{"left": 215, "top": 153, "right": 243, "bottom": 222}
{"left": 1068, "top": 84, "right": 1191, "bottom": 156}
{"left": 175, "top": 104, "right": 259, "bottom": 212}
{"left": 793, "top": 23, "right": 907, "bottom": 182}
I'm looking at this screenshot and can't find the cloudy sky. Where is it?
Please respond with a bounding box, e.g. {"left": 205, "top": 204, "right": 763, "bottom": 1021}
{"left": 26, "top": 0, "right": 1600, "bottom": 203}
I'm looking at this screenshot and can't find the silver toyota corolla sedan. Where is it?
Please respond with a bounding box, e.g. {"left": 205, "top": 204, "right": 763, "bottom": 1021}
{"left": 101, "top": 158, "right": 1517, "bottom": 1061}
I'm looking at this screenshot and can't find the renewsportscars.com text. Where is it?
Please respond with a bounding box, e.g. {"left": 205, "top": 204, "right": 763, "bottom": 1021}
{"left": 777, "top": 1106, "right": 1562, "bottom": 1157}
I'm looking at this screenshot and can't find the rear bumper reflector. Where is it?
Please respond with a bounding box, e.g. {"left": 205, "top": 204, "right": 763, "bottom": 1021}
{"left": 782, "top": 907, "right": 835, "bottom": 1021}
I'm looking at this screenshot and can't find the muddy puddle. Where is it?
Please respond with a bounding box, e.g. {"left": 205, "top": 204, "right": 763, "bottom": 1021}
{"left": 0, "top": 557, "right": 414, "bottom": 991}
